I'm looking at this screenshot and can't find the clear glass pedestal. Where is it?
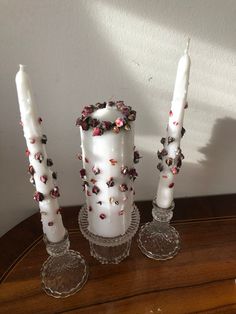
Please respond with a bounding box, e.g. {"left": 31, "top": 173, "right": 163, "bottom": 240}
{"left": 138, "top": 198, "right": 180, "bottom": 260}
{"left": 79, "top": 205, "right": 140, "bottom": 264}
{"left": 41, "top": 230, "right": 89, "bottom": 298}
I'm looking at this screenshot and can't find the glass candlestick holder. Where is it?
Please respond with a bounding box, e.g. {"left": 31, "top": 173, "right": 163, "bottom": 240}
{"left": 78, "top": 205, "right": 140, "bottom": 264}
{"left": 41, "top": 229, "right": 89, "bottom": 298}
{"left": 138, "top": 198, "right": 180, "bottom": 260}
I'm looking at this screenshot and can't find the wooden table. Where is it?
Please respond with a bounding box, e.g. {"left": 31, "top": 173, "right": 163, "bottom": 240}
{"left": 1, "top": 195, "right": 236, "bottom": 314}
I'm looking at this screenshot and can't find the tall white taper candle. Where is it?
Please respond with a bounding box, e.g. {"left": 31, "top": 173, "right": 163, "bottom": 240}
{"left": 15, "top": 65, "right": 66, "bottom": 242}
{"left": 156, "top": 40, "right": 191, "bottom": 208}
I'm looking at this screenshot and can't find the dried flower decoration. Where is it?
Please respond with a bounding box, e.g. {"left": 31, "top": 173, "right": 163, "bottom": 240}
{"left": 92, "top": 185, "right": 100, "bottom": 195}
{"left": 119, "top": 184, "right": 128, "bottom": 192}
{"left": 100, "top": 213, "right": 106, "bottom": 220}
{"left": 28, "top": 165, "right": 35, "bottom": 176}
{"left": 50, "top": 186, "right": 60, "bottom": 199}
{"left": 47, "top": 158, "right": 53, "bottom": 167}
{"left": 52, "top": 172, "right": 57, "bottom": 180}
{"left": 34, "top": 191, "right": 44, "bottom": 202}
{"left": 134, "top": 150, "right": 141, "bottom": 164}
{"left": 80, "top": 168, "right": 86, "bottom": 179}
{"left": 34, "top": 152, "right": 44, "bottom": 163}
{"left": 40, "top": 175, "right": 48, "bottom": 184}
{"left": 76, "top": 101, "right": 136, "bottom": 136}
{"left": 41, "top": 134, "right": 47, "bottom": 144}
{"left": 92, "top": 166, "right": 100, "bottom": 175}
{"left": 106, "top": 177, "right": 115, "bottom": 188}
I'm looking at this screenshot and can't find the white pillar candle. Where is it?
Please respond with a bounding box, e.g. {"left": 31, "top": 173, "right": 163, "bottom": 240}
{"left": 77, "top": 101, "right": 139, "bottom": 237}
{"left": 15, "top": 65, "right": 66, "bottom": 243}
{"left": 156, "top": 40, "right": 191, "bottom": 209}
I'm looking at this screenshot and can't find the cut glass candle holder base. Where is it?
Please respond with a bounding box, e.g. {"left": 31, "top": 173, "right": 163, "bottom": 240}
{"left": 79, "top": 204, "right": 140, "bottom": 264}
{"left": 138, "top": 199, "right": 180, "bottom": 260}
{"left": 41, "top": 230, "right": 89, "bottom": 298}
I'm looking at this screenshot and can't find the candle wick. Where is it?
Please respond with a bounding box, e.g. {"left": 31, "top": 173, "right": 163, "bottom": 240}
{"left": 19, "top": 64, "right": 26, "bottom": 71}
{"left": 184, "top": 38, "right": 190, "bottom": 54}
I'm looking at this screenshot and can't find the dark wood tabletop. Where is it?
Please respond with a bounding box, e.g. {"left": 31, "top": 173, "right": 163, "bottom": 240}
{"left": 1, "top": 194, "right": 236, "bottom": 314}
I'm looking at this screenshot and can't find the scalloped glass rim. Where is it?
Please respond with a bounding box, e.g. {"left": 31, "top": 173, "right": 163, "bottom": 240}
{"left": 79, "top": 204, "right": 140, "bottom": 247}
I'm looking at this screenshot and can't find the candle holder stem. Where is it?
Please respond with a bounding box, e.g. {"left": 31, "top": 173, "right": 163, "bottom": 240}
{"left": 41, "top": 230, "right": 88, "bottom": 298}
{"left": 138, "top": 198, "right": 180, "bottom": 260}
{"left": 79, "top": 205, "right": 140, "bottom": 264}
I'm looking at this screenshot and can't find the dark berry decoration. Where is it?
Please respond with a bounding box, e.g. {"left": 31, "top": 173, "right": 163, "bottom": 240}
{"left": 92, "top": 185, "right": 100, "bottom": 195}
{"left": 50, "top": 186, "right": 60, "bottom": 199}
{"left": 127, "top": 110, "right": 136, "bottom": 121}
{"left": 33, "top": 191, "right": 44, "bottom": 202}
{"left": 119, "top": 184, "right": 128, "bottom": 192}
{"left": 169, "top": 183, "right": 175, "bottom": 188}
{"left": 52, "top": 172, "right": 57, "bottom": 180}
{"left": 169, "top": 110, "right": 173, "bottom": 117}
{"left": 90, "top": 118, "right": 99, "bottom": 128}
{"left": 101, "top": 121, "right": 112, "bottom": 130}
{"left": 157, "top": 163, "right": 164, "bottom": 172}
{"left": 92, "top": 166, "right": 100, "bottom": 175}
{"left": 80, "top": 168, "right": 86, "bottom": 179}
{"left": 38, "top": 117, "right": 42, "bottom": 124}
{"left": 100, "top": 213, "right": 106, "bottom": 220}
{"left": 41, "top": 134, "right": 47, "bottom": 144}
{"left": 134, "top": 151, "right": 141, "bottom": 164}
{"left": 106, "top": 177, "right": 115, "bottom": 188}
{"left": 119, "top": 210, "right": 124, "bottom": 216}
{"left": 166, "top": 158, "right": 173, "bottom": 166}
{"left": 181, "top": 127, "right": 186, "bottom": 137}
{"left": 48, "top": 221, "right": 54, "bottom": 226}
{"left": 97, "top": 201, "right": 102, "bottom": 205}
{"left": 85, "top": 157, "right": 89, "bottom": 163}
{"left": 129, "top": 168, "right": 138, "bottom": 180}
{"left": 184, "top": 102, "right": 188, "bottom": 109}
{"left": 47, "top": 158, "right": 53, "bottom": 167}
{"left": 167, "top": 137, "right": 175, "bottom": 144}
{"left": 160, "top": 137, "right": 166, "bottom": 145}
{"left": 89, "top": 206, "right": 92, "bottom": 212}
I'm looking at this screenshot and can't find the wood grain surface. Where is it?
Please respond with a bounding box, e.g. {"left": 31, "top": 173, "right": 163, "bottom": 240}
{"left": 1, "top": 196, "right": 236, "bottom": 314}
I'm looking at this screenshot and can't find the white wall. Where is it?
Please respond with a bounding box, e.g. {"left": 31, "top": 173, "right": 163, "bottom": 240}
{"left": 1, "top": 0, "right": 236, "bottom": 237}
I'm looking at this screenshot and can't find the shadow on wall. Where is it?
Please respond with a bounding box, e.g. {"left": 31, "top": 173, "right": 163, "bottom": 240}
{"left": 198, "top": 117, "right": 236, "bottom": 194}
{"left": 137, "top": 117, "right": 236, "bottom": 200}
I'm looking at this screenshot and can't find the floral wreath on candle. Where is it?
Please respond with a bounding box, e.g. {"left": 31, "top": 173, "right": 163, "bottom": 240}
{"left": 76, "top": 101, "right": 136, "bottom": 136}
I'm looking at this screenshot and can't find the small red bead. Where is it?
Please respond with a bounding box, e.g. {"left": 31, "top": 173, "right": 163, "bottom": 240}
{"left": 100, "top": 213, "right": 106, "bottom": 219}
